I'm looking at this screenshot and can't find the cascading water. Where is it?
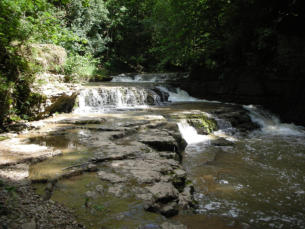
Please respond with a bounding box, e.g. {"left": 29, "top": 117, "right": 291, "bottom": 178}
{"left": 111, "top": 72, "right": 189, "bottom": 83}
{"left": 177, "top": 120, "right": 212, "bottom": 145}
{"left": 74, "top": 72, "right": 205, "bottom": 114}
{"left": 156, "top": 86, "right": 200, "bottom": 102}
{"left": 74, "top": 86, "right": 165, "bottom": 113}
{"left": 25, "top": 72, "right": 305, "bottom": 229}
{"left": 244, "top": 105, "right": 305, "bottom": 136}
{"left": 176, "top": 104, "right": 305, "bottom": 228}
{"left": 177, "top": 113, "right": 237, "bottom": 154}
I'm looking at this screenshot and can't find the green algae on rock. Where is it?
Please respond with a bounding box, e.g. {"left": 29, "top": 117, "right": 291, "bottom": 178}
{"left": 186, "top": 113, "right": 218, "bottom": 134}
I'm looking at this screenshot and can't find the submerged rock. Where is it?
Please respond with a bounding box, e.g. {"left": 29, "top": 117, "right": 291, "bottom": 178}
{"left": 211, "top": 137, "right": 234, "bottom": 146}
{"left": 85, "top": 191, "right": 97, "bottom": 199}
{"left": 161, "top": 222, "right": 187, "bottom": 229}
{"left": 144, "top": 181, "right": 193, "bottom": 217}
{"left": 97, "top": 171, "right": 128, "bottom": 183}
{"left": 108, "top": 184, "right": 127, "bottom": 197}
{"left": 55, "top": 117, "right": 106, "bottom": 125}
{"left": 147, "top": 182, "right": 179, "bottom": 202}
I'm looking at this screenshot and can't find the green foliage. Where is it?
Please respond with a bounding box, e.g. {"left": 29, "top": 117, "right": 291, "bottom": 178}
{"left": 0, "top": 0, "right": 304, "bottom": 127}
{"left": 0, "top": 0, "right": 87, "bottom": 127}
{"left": 64, "top": 53, "right": 99, "bottom": 82}
{"left": 105, "top": 0, "right": 157, "bottom": 72}
{"left": 65, "top": 0, "right": 111, "bottom": 55}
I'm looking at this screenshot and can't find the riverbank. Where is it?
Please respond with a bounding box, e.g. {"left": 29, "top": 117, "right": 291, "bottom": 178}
{"left": 0, "top": 178, "right": 83, "bottom": 229}
{"left": 0, "top": 118, "right": 84, "bottom": 228}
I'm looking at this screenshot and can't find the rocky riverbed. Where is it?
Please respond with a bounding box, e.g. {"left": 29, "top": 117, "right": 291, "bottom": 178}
{"left": 0, "top": 103, "right": 258, "bottom": 228}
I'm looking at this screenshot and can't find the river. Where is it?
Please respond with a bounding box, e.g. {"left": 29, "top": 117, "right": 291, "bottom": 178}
{"left": 28, "top": 73, "right": 305, "bottom": 229}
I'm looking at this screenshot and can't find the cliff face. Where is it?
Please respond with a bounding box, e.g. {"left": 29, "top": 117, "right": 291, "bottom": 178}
{"left": 179, "top": 67, "right": 305, "bottom": 126}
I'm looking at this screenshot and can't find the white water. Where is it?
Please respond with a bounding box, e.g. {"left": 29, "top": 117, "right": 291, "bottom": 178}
{"left": 75, "top": 72, "right": 201, "bottom": 113}
{"left": 156, "top": 86, "right": 222, "bottom": 103}
{"left": 244, "top": 105, "right": 305, "bottom": 136}
{"left": 111, "top": 74, "right": 135, "bottom": 82}
{"left": 74, "top": 87, "right": 162, "bottom": 113}
{"left": 156, "top": 86, "right": 201, "bottom": 102}
{"left": 177, "top": 120, "right": 212, "bottom": 145}
{"left": 105, "top": 72, "right": 226, "bottom": 104}
{"left": 177, "top": 116, "right": 238, "bottom": 154}
{"left": 111, "top": 73, "right": 189, "bottom": 83}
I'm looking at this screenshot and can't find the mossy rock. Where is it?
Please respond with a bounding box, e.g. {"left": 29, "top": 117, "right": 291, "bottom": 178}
{"left": 45, "top": 93, "right": 78, "bottom": 115}
{"left": 0, "top": 136, "right": 9, "bottom": 141}
{"left": 186, "top": 114, "right": 218, "bottom": 134}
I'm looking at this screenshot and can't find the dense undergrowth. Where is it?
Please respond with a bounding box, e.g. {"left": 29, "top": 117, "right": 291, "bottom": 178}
{"left": 1, "top": 0, "right": 304, "bottom": 127}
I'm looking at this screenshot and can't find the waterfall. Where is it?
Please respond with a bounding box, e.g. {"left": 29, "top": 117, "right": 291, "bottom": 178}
{"left": 156, "top": 86, "right": 221, "bottom": 103}
{"left": 74, "top": 86, "right": 165, "bottom": 113}
{"left": 177, "top": 120, "right": 212, "bottom": 145}
{"left": 111, "top": 72, "right": 189, "bottom": 83}
{"left": 156, "top": 86, "right": 201, "bottom": 102}
{"left": 74, "top": 72, "right": 222, "bottom": 114}
{"left": 244, "top": 105, "right": 305, "bottom": 136}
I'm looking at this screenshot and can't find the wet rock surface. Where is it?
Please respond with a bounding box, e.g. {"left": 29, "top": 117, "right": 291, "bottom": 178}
{"left": 86, "top": 122, "right": 194, "bottom": 217}
{"left": 31, "top": 73, "right": 82, "bottom": 117}
{"left": 211, "top": 106, "right": 259, "bottom": 133}
{"left": 0, "top": 113, "right": 195, "bottom": 228}
{"left": 0, "top": 138, "right": 62, "bottom": 167}
{"left": 0, "top": 103, "right": 260, "bottom": 228}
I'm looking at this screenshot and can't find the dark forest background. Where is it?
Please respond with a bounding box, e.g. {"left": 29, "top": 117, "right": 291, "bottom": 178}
{"left": 1, "top": 0, "right": 305, "bottom": 126}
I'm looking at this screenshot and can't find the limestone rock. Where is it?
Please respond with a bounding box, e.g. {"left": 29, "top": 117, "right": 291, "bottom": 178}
{"left": 137, "top": 129, "right": 178, "bottom": 152}
{"left": 96, "top": 185, "right": 104, "bottom": 193}
{"left": 161, "top": 222, "right": 187, "bottom": 229}
{"left": 147, "top": 182, "right": 179, "bottom": 202}
{"left": 85, "top": 191, "right": 97, "bottom": 199}
{"left": 211, "top": 137, "right": 234, "bottom": 146}
{"left": 97, "top": 171, "right": 127, "bottom": 183}
{"left": 108, "top": 184, "right": 126, "bottom": 197}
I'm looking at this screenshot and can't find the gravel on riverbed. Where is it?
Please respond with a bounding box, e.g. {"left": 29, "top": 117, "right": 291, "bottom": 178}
{"left": 0, "top": 178, "right": 84, "bottom": 229}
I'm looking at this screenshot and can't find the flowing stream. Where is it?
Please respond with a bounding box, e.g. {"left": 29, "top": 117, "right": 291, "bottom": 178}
{"left": 28, "top": 73, "right": 305, "bottom": 228}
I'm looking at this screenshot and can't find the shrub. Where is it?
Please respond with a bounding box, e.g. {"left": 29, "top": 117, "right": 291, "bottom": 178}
{"left": 64, "top": 53, "right": 99, "bottom": 82}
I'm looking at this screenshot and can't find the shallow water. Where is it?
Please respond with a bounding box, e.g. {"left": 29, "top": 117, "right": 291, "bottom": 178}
{"left": 181, "top": 132, "right": 305, "bottom": 228}
{"left": 51, "top": 173, "right": 165, "bottom": 229}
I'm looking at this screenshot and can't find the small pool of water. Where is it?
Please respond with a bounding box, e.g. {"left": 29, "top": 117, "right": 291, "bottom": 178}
{"left": 35, "top": 173, "right": 166, "bottom": 229}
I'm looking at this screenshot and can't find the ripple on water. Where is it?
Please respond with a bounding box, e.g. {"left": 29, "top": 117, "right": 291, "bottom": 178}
{"left": 185, "top": 133, "right": 305, "bottom": 229}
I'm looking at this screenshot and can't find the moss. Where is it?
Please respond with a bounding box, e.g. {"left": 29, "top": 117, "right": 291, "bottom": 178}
{"left": 73, "top": 97, "right": 79, "bottom": 109}
{"left": 186, "top": 114, "right": 218, "bottom": 134}
{"left": 0, "top": 136, "right": 9, "bottom": 141}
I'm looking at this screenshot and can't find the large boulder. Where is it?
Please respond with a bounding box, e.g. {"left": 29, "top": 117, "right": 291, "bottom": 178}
{"left": 31, "top": 73, "right": 81, "bottom": 117}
